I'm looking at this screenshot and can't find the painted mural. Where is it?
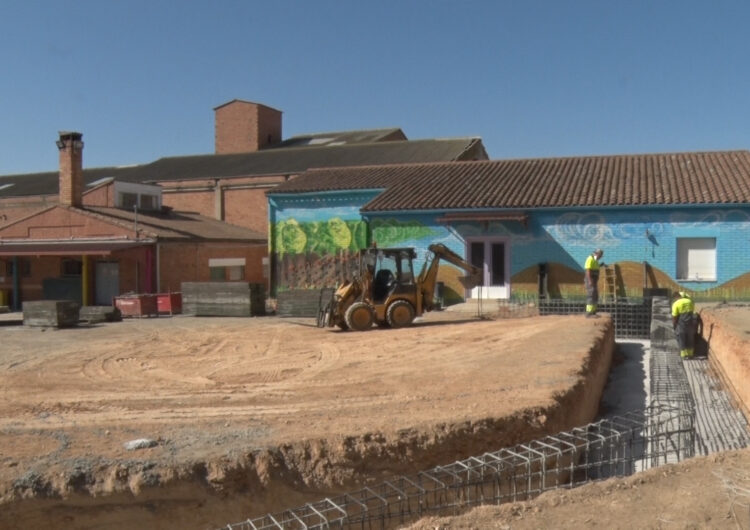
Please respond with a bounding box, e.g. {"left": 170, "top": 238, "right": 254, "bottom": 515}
{"left": 270, "top": 215, "right": 440, "bottom": 290}
{"left": 365, "top": 206, "right": 750, "bottom": 302}
{"left": 269, "top": 189, "right": 750, "bottom": 301}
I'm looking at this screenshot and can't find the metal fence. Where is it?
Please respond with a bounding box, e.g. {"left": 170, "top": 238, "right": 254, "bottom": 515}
{"left": 222, "top": 403, "right": 695, "bottom": 530}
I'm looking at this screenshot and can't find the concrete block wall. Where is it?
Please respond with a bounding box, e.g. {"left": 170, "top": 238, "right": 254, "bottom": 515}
{"left": 182, "top": 281, "right": 265, "bottom": 316}
{"left": 276, "top": 289, "right": 326, "bottom": 317}
{"left": 22, "top": 300, "right": 79, "bottom": 327}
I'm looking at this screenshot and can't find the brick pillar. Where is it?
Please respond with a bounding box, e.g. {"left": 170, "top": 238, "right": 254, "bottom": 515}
{"left": 57, "top": 131, "right": 84, "bottom": 207}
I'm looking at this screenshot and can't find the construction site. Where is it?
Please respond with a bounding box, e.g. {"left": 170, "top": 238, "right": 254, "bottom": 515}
{"left": 0, "top": 295, "right": 748, "bottom": 529}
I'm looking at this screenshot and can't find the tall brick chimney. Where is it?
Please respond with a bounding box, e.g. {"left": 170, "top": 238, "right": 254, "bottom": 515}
{"left": 214, "top": 100, "right": 282, "bottom": 154}
{"left": 57, "top": 131, "right": 84, "bottom": 207}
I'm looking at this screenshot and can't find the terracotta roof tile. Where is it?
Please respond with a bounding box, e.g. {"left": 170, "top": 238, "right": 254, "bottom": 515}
{"left": 270, "top": 150, "right": 750, "bottom": 211}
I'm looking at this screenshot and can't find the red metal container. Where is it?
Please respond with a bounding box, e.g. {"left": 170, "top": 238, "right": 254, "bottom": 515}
{"left": 114, "top": 294, "right": 158, "bottom": 318}
{"left": 156, "top": 292, "right": 182, "bottom": 315}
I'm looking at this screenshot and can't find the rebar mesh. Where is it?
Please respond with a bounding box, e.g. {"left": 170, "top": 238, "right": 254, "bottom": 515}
{"left": 538, "top": 297, "right": 652, "bottom": 338}
{"left": 222, "top": 404, "right": 695, "bottom": 530}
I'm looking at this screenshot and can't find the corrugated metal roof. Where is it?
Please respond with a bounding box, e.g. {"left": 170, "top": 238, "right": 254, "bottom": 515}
{"left": 274, "top": 128, "right": 406, "bottom": 148}
{"left": 270, "top": 150, "right": 750, "bottom": 210}
{"left": 0, "top": 137, "right": 485, "bottom": 198}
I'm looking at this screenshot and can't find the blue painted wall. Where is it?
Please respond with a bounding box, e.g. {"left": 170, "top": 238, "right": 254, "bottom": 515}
{"left": 269, "top": 190, "right": 750, "bottom": 298}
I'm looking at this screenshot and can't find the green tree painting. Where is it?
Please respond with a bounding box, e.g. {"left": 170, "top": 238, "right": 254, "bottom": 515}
{"left": 273, "top": 217, "right": 368, "bottom": 256}
{"left": 371, "top": 219, "right": 435, "bottom": 247}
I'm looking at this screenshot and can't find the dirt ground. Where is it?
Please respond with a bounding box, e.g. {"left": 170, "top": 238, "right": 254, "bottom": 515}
{"left": 0, "top": 305, "right": 747, "bottom": 530}
{"left": 0, "top": 309, "right": 613, "bottom": 529}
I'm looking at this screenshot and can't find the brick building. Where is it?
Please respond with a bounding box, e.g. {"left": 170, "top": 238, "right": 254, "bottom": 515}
{"left": 0, "top": 100, "right": 487, "bottom": 233}
{"left": 0, "top": 99, "right": 488, "bottom": 308}
{"left": 0, "top": 132, "right": 265, "bottom": 309}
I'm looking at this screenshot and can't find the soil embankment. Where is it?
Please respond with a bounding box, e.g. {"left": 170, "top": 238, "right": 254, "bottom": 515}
{"left": 0, "top": 312, "right": 613, "bottom": 529}
{"left": 700, "top": 305, "right": 750, "bottom": 419}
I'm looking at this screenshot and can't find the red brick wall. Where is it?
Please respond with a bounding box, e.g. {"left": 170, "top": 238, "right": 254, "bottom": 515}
{"left": 223, "top": 188, "right": 271, "bottom": 234}
{"left": 111, "top": 247, "right": 148, "bottom": 294}
{"left": 158, "top": 242, "right": 267, "bottom": 292}
{"left": 0, "top": 196, "right": 57, "bottom": 225}
{"left": 215, "top": 100, "right": 282, "bottom": 154}
{"left": 82, "top": 182, "right": 112, "bottom": 207}
{"left": 0, "top": 243, "right": 266, "bottom": 306}
{"left": 161, "top": 187, "right": 216, "bottom": 218}
{"left": 0, "top": 256, "right": 56, "bottom": 303}
{"left": 0, "top": 207, "right": 134, "bottom": 239}
{"left": 256, "top": 104, "right": 282, "bottom": 148}
{"left": 159, "top": 175, "right": 288, "bottom": 234}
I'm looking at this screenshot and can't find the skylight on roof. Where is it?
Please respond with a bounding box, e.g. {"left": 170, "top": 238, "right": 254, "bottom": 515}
{"left": 87, "top": 177, "right": 114, "bottom": 187}
{"left": 307, "top": 138, "right": 334, "bottom": 145}
{"left": 0, "top": 183, "right": 14, "bottom": 191}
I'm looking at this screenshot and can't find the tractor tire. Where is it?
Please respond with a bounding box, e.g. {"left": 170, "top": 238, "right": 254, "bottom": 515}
{"left": 345, "top": 302, "right": 374, "bottom": 331}
{"left": 386, "top": 300, "right": 415, "bottom": 328}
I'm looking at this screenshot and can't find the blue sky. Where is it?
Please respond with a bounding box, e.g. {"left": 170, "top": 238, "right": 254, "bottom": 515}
{"left": 1, "top": 0, "right": 749, "bottom": 175}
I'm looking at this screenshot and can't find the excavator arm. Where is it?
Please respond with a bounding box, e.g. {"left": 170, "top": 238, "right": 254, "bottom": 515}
{"left": 418, "top": 243, "right": 482, "bottom": 311}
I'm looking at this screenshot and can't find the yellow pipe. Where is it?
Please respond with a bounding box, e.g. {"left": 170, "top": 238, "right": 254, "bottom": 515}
{"left": 82, "top": 255, "right": 90, "bottom": 306}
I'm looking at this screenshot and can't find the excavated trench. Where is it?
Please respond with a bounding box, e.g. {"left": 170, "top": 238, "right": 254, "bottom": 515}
{"left": 0, "top": 313, "right": 617, "bottom": 530}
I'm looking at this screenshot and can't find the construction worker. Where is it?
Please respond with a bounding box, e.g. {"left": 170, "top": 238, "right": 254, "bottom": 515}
{"left": 584, "top": 249, "right": 604, "bottom": 317}
{"left": 671, "top": 291, "right": 698, "bottom": 359}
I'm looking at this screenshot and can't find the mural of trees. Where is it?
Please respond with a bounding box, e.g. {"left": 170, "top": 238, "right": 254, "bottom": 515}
{"left": 274, "top": 217, "right": 368, "bottom": 256}
{"left": 272, "top": 216, "right": 437, "bottom": 291}
{"left": 371, "top": 218, "right": 435, "bottom": 247}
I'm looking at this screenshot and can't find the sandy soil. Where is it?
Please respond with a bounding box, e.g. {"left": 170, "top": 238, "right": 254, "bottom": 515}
{"left": 0, "top": 310, "right": 613, "bottom": 529}
{"left": 406, "top": 305, "right": 750, "bottom": 530}
{"left": 406, "top": 448, "right": 750, "bottom": 530}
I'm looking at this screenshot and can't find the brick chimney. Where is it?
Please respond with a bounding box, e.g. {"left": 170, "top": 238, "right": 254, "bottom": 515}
{"left": 57, "top": 131, "right": 84, "bottom": 207}
{"left": 214, "top": 100, "right": 282, "bottom": 154}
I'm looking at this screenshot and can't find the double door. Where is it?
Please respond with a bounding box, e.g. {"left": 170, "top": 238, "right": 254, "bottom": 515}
{"left": 467, "top": 238, "right": 509, "bottom": 299}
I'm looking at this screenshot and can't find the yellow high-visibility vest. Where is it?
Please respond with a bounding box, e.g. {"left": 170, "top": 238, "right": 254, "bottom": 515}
{"left": 584, "top": 254, "right": 600, "bottom": 271}
{"left": 671, "top": 296, "right": 695, "bottom": 317}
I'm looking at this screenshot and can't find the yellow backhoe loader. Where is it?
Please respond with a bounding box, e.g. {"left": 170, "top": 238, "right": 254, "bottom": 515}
{"left": 317, "top": 243, "right": 482, "bottom": 331}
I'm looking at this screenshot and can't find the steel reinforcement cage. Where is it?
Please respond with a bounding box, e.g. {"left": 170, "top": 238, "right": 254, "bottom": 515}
{"left": 538, "top": 297, "right": 652, "bottom": 339}
{"left": 223, "top": 403, "right": 695, "bottom": 530}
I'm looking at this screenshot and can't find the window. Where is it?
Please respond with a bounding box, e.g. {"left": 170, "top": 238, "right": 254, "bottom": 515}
{"left": 139, "top": 194, "right": 157, "bottom": 210}
{"left": 676, "top": 238, "right": 716, "bottom": 281}
{"left": 5, "top": 259, "right": 31, "bottom": 277}
{"left": 119, "top": 192, "right": 138, "bottom": 209}
{"left": 61, "top": 259, "right": 83, "bottom": 277}
{"left": 208, "top": 258, "right": 246, "bottom": 281}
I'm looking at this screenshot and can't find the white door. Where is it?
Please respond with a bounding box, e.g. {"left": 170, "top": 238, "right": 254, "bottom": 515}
{"left": 467, "top": 238, "right": 509, "bottom": 299}
{"left": 95, "top": 261, "right": 120, "bottom": 306}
